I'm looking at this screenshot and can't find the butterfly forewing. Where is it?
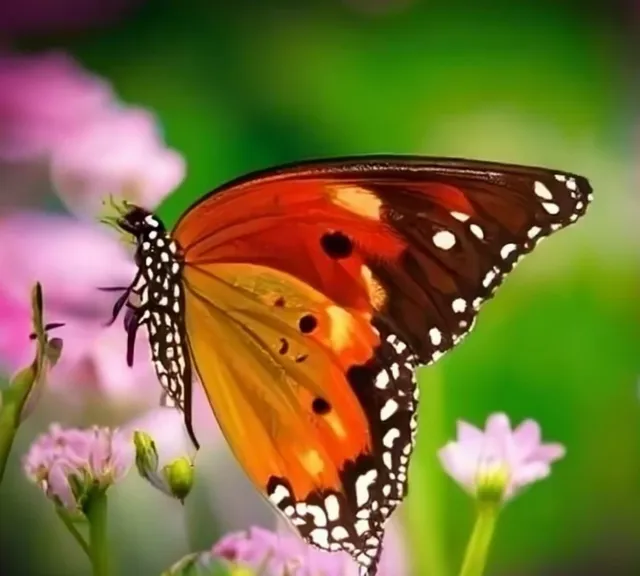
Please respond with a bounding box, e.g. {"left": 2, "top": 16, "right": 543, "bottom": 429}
{"left": 174, "top": 156, "right": 592, "bottom": 367}
{"left": 116, "top": 156, "right": 592, "bottom": 576}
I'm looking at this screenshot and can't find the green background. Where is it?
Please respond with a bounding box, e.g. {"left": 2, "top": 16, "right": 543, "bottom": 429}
{"left": 1, "top": 1, "right": 638, "bottom": 575}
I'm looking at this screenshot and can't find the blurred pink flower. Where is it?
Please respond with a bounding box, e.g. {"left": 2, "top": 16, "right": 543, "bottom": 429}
{"left": 0, "top": 52, "right": 113, "bottom": 161}
{"left": 211, "top": 519, "right": 409, "bottom": 576}
{"left": 0, "top": 50, "right": 185, "bottom": 219}
{"left": 438, "top": 413, "right": 566, "bottom": 501}
{"left": 0, "top": 211, "right": 161, "bottom": 405}
{"left": 0, "top": 48, "right": 186, "bottom": 404}
{"left": 23, "top": 423, "right": 130, "bottom": 510}
{"left": 0, "top": 0, "right": 145, "bottom": 36}
{"left": 51, "top": 107, "right": 185, "bottom": 220}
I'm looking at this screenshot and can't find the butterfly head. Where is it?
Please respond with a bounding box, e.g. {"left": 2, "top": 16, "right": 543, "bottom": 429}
{"left": 117, "top": 205, "right": 165, "bottom": 238}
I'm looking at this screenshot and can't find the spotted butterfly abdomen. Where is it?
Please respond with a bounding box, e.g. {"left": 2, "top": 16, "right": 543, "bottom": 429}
{"left": 109, "top": 208, "right": 197, "bottom": 447}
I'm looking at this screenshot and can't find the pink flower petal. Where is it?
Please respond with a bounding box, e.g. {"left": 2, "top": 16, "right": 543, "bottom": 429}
{"left": 51, "top": 107, "right": 185, "bottom": 219}
{"left": 0, "top": 211, "right": 135, "bottom": 306}
{"left": 46, "top": 461, "right": 77, "bottom": 508}
{"left": 485, "top": 412, "right": 513, "bottom": 441}
{"left": 511, "top": 462, "right": 552, "bottom": 489}
{"left": 484, "top": 412, "right": 519, "bottom": 467}
{"left": 456, "top": 420, "right": 483, "bottom": 443}
{"left": 512, "top": 419, "right": 542, "bottom": 458}
{"left": 532, "top": 443, "right": 566, "bottom": 463}
{"left": 0, "top": 52, "right": 113, "bottom": 160}
{"left": 0, "top": 211, "right": 163, "bottom": 406}
{"left": 438, "top": 442, "right": 479, "bottom": 491}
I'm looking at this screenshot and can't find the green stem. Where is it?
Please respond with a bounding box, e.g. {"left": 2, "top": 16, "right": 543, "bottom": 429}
{"left": 0, "top": 409, "right": 19, "bottom": 484}
{"left": 458, "top": 504, "right": 499, "bottom": 576}
{"left": 0, "top": 365, "right": 37, "bottom": 484}
{"left": 56, "top": 509, "right": 91, "bottom": 557}
{"left": 85, "top": 490, "right": 110, "bottom": 576}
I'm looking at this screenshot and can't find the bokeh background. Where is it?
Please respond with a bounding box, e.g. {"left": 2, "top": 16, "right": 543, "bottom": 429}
{"left": 0, "top": 0, "right": 638, "bottom": 575}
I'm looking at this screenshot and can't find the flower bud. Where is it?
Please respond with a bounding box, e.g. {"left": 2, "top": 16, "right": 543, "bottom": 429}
{"left": 163, "top": 456, "right": 194, "bottom": 502}
{"left": 132, "top": 415, "right": 195, "bottom": 503}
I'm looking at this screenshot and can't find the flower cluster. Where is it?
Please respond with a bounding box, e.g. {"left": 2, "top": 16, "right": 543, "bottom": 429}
{"left": 23, "top": 423, "right": 130, "bottom": 511}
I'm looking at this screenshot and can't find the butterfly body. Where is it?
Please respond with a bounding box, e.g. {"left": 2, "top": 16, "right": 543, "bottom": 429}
{"left": 112, "top": 156, "right": 592, "bottom": 576}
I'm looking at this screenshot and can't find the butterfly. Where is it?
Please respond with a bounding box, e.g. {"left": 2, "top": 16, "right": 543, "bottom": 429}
{"left": 107, "top": 155, "right": 592, "bottom": 576}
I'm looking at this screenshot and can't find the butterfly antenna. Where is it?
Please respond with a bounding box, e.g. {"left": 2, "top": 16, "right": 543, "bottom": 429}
{"left": 97, "top": 286, "right": 130, "bottom": 292}
{"left": 98, "top": 195, "right": 136, "bottom": 247}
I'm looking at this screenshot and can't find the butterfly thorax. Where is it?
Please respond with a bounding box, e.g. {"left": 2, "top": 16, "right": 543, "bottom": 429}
{"left": 112, "top": 207, "right": 196, "bottom": 444}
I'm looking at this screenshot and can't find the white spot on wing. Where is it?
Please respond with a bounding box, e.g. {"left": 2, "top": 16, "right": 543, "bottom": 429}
{"left": 452, "top": 297, "right": 467, "bottom": 313}
{"left": 450, "top": 211, "right": 470, "bottom": 222}
{"left": 432, "top": 230, "right": 457, "bottom": 250}
{"left": 534, "top": 181, "right": 553, "bottom": 200}
{"left": 355, "top": 469, "right": 378, "bottom": 507}
{"left": 500, "top": 243, "right": 517, "bottom": 259}
{"left": 527, "top": 226, "right": 542, "bottom": 239}
{"left": 470, "top": 223, "right": 484, "bottom": 239}
{"left": 428, "top": 327, "right": 442, "bottom": 346}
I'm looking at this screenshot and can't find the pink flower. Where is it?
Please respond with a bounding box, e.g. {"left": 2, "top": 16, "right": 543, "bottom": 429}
{"left": 0, "top": 51, "right": 185, "bottom": 219}
{"left": 210, "top": 518, "right": 409, "bottom": 576}
{"left": 51, "top": 106, "right": 185, "bottom": 220}
{"left": 0, "top": 212, "right": 161, "bottom": 405}
{"left": 23, "top": 423, "right": 130, "bottom": 510}
{"left": 0, "top": 51, "right": 186, "bottom": 405}
{"left": 438, "top": 413, "right": 566, "bottom": 501}
{"left": 0, "top": 52, "right": 113, "bottom": 161}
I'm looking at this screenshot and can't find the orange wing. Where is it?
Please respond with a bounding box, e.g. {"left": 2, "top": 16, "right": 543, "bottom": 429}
{"left": 181, "top": 262, "right": 416, "bottom": 573}
{"left": 174, "top": 156, "right": 592, "bottom": 365}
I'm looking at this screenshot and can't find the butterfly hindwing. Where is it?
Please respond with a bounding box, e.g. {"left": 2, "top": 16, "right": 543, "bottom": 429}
{"left": 182, "top": 262, "right": 419, "bottom": 575}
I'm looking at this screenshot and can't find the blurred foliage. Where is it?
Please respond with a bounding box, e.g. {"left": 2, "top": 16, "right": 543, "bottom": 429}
{"left": 3, "top": 0, "right": 638, "bottom": 575}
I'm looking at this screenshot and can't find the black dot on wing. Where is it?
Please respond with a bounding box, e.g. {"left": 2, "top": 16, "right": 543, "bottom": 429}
{"left": 312, "top": 397, "right": 331, "bottom": 415}
{"left": 298, "top": 314, "right": 318, "bottom": 334}
{"left": 273, "top": 296, "right": 286, "bottom": 307}
{"left": 278, "top": 338, "right": 289, "bottom": 354}
{"left": 320, "top": 231, "right": 353, "bottom": 259}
